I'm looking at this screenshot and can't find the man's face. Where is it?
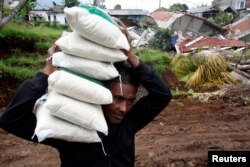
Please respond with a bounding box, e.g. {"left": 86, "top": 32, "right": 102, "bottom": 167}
{"left": 102, "top": 82, "right": 138, "bottom": 124}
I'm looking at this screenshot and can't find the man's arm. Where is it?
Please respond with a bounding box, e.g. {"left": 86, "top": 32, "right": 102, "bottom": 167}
{"left": 0, "top": 72, "right": 48, "bottom": 140}
{"left": 129, "top": 60, "right": 172, "bottom": 133}
{"left": 0, "top": 44, "right": 59, "bottom": 141}
{"left": 115, "top": 19, "right": 172, "bottom": 133}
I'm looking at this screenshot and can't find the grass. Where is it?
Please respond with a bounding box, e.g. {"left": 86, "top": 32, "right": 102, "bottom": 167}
{"left": 134, "top": 48, "right": 173, "bottom": 74}
{"left": 0, "top": 54, "right": 45, "bottom": 80}
{"left": 0, "top": 22, "right": 174, "bottom": 80}
{"left": 0, "top": 23, "right": 172, "bottom": 82}
{"left": 0, "top": 22, "right": 63, "bottom": 39}
{"left": 0, "top": 22, "right": 64, "bottom": 52}
{"left": 0, "top": 22, "right": 65, "bottom": 80}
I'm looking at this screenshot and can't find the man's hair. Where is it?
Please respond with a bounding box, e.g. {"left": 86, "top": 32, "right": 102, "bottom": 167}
{"left": 103, "top": 62, "right": 139, "bottom": 89}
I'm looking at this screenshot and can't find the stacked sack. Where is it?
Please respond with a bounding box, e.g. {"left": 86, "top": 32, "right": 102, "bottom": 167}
{"left": 33, "top": 5, "right": 130, "bottom": 143}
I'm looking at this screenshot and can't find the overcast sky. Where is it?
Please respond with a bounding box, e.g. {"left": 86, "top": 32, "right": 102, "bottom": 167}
{"left": 103, "top": 0, "right": 213, "bottom": 12}
{"left": 38, "top": 0, "right": 213, "bottom": 12}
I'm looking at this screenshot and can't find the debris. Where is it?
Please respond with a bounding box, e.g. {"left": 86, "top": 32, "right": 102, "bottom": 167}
{"left": 128, "top": 27, "right": 155, "bottom": 47}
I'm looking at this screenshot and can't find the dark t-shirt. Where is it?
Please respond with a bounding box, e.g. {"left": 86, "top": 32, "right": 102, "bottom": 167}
{"left": 0, "top": 62, "right": 172, "bottom": 167}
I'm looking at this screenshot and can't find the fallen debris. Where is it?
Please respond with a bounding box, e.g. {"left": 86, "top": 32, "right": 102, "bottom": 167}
{"left": 128, "top": 27, "right": 155, "bottom": 48}
{"left": 178, "top": 36, "right": 250, "bottom": 53}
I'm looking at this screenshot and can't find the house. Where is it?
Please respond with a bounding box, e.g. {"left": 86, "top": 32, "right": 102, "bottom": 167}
{"left": 212, "top": 0, "right": 250, "bottom": 16}
{"left": 212, "top": 0, "right": 246, "bottom": 10}
{"left": 29, "top": 5, "right": 66, "bottom": 25}
{"left": 151, "top": 11, "right": 226, "bottom": 37}
{"left": 186, "top": 0, "right": 250, "bottom": 19}
{"left": 187, "top": 5, "right": 238, "bottom": 20}
{"left": 4, "top": 0, "right": 19, "bottom": 8}
{"left": 105, "top": 9, "right": 156, "bottom": 27}
{"left": 186, "top": 6, "right": 219, "bottom": 19}
{"left": 239, "top": 0, "right": 250, "bottom": 16}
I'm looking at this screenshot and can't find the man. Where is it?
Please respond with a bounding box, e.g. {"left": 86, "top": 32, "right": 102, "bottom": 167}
{"left": 0, "top": 26, "right": 172, "bottom": 167}
{"left": 170, "top": 31, "right": 179, "bottom": 52}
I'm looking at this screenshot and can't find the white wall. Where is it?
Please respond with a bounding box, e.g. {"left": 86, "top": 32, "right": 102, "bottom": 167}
{"left": 235, "top": 0, "right": 245, "bottom": 9}
{"left": 29, "top": 11, "right": 67, "bottom": 25}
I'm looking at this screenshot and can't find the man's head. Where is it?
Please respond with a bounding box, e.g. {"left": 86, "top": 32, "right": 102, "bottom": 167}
{"left": 102, "top": 62, "right": 139, "bottom": 124}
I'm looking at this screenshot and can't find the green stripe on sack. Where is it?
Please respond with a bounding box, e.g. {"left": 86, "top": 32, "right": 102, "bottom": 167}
{"left": 79, "top": 4, "right": 119, "bottom": 27}
{"left": 59, "top": 68, "right": 105, "bottom": 87}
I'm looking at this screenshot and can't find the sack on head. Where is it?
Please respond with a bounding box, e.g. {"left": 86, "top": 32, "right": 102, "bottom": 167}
{"left": 55, "top": 32, "right": 127, "bottom": 63}
{"left": 64, "top": 6, "right": 130, "bottom": 50}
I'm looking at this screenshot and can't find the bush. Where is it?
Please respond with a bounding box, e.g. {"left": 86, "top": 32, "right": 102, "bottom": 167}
{"left": 213, "top": 11, "right": 234, "bottom": 26}
{"left": 134, "top": 48, "right": 173, "bottom": 74}
{"left": 148, "top": 28, "right": 171, "bottom": 51}
{"left": 171, "top": 51, "right": 237, "bottom": 87}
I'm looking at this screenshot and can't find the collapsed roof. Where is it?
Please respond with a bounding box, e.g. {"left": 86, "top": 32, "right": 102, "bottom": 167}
{"left": 178, "top": 36, "right": 249, "bottom": 53}
{"left": 151, "top": 11, "right": 226, "bottom": 36}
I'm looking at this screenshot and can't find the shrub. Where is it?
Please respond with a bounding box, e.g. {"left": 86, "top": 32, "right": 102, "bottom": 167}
{"left": 134, "top": 48, "right": 173, "bottom": 74}
{"left": 148, "top": 28, "right": 171, "bottom": 51}
{"left": 171, "top": 51, "right": 237, "bottom": 87}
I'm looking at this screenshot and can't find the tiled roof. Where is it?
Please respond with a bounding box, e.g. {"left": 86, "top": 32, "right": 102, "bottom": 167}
{"left": 231, "top": 16, "right": 250, "bottom": 33}
{"left": 151, "top": 11, "right": 175, "bottom": 21}
{"left": 179, "top": 36, "right": 249, "bottom": 53}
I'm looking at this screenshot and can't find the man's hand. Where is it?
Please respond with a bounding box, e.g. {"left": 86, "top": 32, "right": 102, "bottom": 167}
{"left": 43, "top": 44, "right": 60, "bottom": 76}
{"left": 114, "top": 18, "right": 133, "bottom": 47}
{"left": 114, "top": 18, "right": 140, "bottom": 68}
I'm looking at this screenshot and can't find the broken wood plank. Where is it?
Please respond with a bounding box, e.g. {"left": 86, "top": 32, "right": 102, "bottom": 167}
{"left": 234, "top": 69, "right": 250, "bottom": 79}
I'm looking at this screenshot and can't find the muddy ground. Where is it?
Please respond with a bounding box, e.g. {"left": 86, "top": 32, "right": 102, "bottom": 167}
{"left": 0, "top": 72, "right": 249, "bottom": 167}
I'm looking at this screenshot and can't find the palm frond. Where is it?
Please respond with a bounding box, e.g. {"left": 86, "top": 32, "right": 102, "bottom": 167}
{"left": 171, "top": 51, "right": 237, "bottom": 88}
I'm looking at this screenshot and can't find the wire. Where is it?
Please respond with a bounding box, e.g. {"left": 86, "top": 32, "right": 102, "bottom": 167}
{"left": 175, "top": 0, "right": 211, "bottom": 6}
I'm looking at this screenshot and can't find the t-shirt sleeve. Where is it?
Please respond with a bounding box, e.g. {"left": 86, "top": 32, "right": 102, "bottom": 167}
{"left": 128, "top": 61, "right": 172, "bottom": 133}
{"left": 0, "top": 72, "right": 48, "bottom": 141}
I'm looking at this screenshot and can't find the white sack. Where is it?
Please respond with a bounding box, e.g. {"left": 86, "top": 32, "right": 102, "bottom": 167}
{"left": 33, "top": 94, "right": 101, "bottom": 143}
{"left": 55, "top": 32, "right": 127, "bottom": 62}
{"left": 45, "top": 91, "right": 108, "bottom": 135}
{"left": 52, "top": 51, "right": 119, "bottom": 80}
{"left": 64, "top": 7, "right": 130, "bottom": 50}
{"left": 48, "top": 70, "right": 113, "bottom": 104}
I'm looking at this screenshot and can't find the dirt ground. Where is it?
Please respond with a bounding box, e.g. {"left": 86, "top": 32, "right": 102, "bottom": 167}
{"left": 0, "top": 73, "right": 249, "bottom": 167}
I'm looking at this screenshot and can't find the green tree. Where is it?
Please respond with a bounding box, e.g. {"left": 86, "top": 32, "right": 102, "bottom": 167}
{"left": 63, "top": 0, "right": 79, "bottom": 7}
{"left": 20, "top": 0, "right": 36, "bottom": 21}
{"left": 213, "top": 11, "right": 234, "bottom": 26}
{"left": 148, "top": 28, "right": 171, "bottom": 51}
{"left": 0, "top": 0, "right": 31, "bottom": 28}
{"left": 169, "top": 3, "right": 188, "bottom": 12}
{"left": 153, "top": 7, "right": 168, "bottom": 12}
{"left": 114, "top": 4, "right": 121, "bottom": 9}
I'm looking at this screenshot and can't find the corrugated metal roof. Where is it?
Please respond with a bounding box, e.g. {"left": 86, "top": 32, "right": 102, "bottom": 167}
{"left": 231, "top": 15, "right": 250, "bottom": 33}
{"left": 179, "top": 36, "right": 249, "bottom": 53}
{"left": 105, "top": 9, "right": 150, "bottom": 16}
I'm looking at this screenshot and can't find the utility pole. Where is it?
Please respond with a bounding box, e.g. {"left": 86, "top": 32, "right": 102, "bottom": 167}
{"left": 159, "top": 0, "right": 161, "bottom": 8}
